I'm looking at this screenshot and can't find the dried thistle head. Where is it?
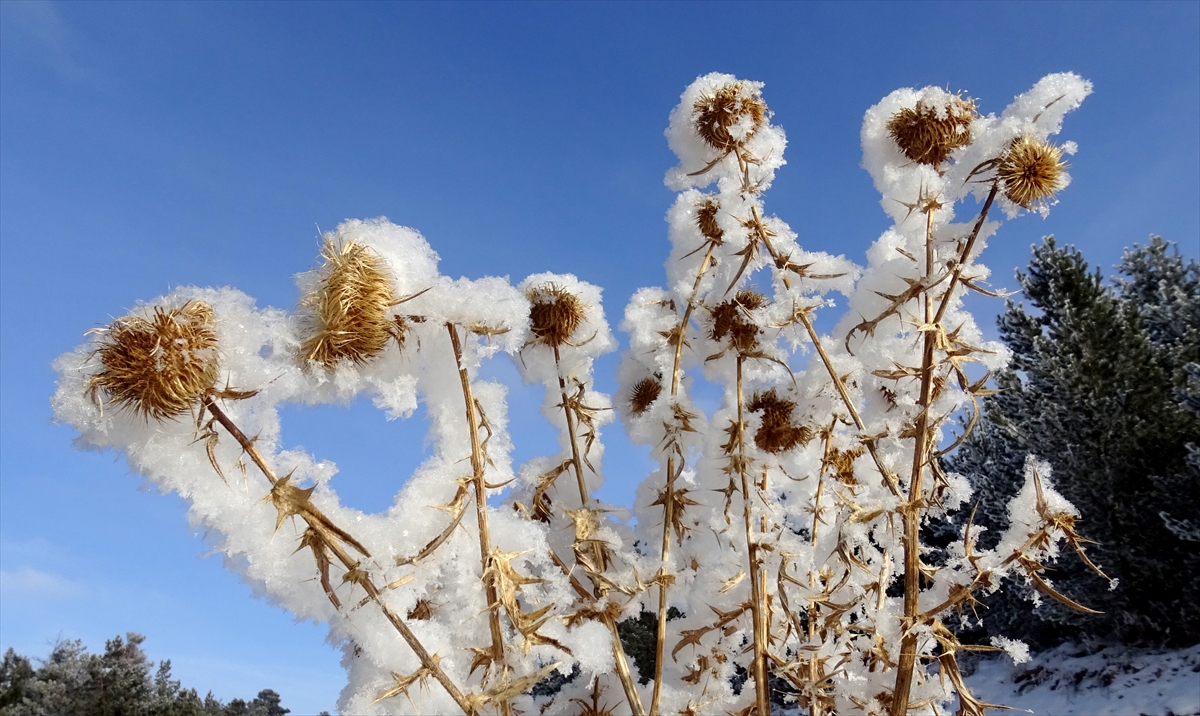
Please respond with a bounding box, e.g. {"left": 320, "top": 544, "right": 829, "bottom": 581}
{"left": 696, "top": 198, "right": 724, "bottom": 244}
{"left": 87, "top": 300, "right": 220, "bottom": 420}
{"left": 886, "top": 95, "right": 976, "bottom": 166}
{"left": 629, "top": 376, "right": 662, "bottom": 415}
{"left": 998, "top": 135, "right": 1067, "bottom": 208}
{"left": 407, "top": 598, "right": 433, "bottom": 621}
{"left": 710, "top": 291, "right": 767, "bottom": 355}
{"left": 528, "top": 283, "right": 585, "bottom": 348}
{"left": 299, "top": 238, "right": 402, "bottom": 370}
{"left": 693, "top": 82, "right": 768, "bottom": 153}
{"left": 747, "top": 389, "right": 812, "bottom": 454}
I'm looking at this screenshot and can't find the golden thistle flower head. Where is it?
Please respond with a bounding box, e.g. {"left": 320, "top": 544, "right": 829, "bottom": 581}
{"left": 693, "top": 82, "right": 768, "bottom": 153}
{"left": 299, "top": 238, "right": 403, "bottom": 370}
{"left": 886, "top": 94, "right": 976, "bottom": 166}
{"left": 997, "top": 135, "right": 1067, "bottom": 209}
{"left": 747, "top": 389, "right": 812, "bottom": 454}
{"left": 87, "top": 300, "right": 220, "bottom": 420}
{"left": 527, "top": 283, "right": 586, "bottom": 348}
{"left": 710, "top": 290, "right": 767, "bottom": 355}
{"left": 629, "top": 376, "right": 663, "bottom": 416}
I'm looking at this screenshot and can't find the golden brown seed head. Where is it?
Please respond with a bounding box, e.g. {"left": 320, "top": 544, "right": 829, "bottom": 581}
{"left": 629, "top": 377, "right": 662, "bottom": 416}
{"left": 87, "top": 301, "right": 220, "bottom": 420}
{"left": 407, "top": 598, "right": 432, "bottom": 621}
{"left": 693, "top": 82, "right": 768, "bottom": 153}
{"left": 696, "top": 198, "right": 724, "bottom": 244}
{"left": 747, "top": 389, "right": 813, "bottom": 454}
{"left": 998, "top": 135, "right": 1067, "bottom": 209}
{"left": 528, "top": 284, "right": 586, "bottom": 348}
{"left": 886, "top": 95, "right": 976, "bottom": 166}
{"left": 710, "top": 291, "right": 767, "bottom": 355}
{"left": 299, "top": 239, "right": 402, "bottom": 370}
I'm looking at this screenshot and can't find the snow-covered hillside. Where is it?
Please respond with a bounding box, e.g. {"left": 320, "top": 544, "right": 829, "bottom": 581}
{"left": 964, "top": 642, "right": 1200, "bottom": 715}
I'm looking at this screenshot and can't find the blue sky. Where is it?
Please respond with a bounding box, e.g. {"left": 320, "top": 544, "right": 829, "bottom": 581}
{"left": 1, "top": 2, "right": 1196, "bottom": 713}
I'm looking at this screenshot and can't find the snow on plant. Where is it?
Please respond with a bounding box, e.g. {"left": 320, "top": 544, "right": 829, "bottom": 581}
{"left": 53, "top": 73, "right": 1104, "bottom": 716}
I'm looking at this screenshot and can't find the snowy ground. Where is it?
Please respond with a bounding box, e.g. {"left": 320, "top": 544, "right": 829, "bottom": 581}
{"left": 963, "top": 642, "right": 1200, "bottom": 716}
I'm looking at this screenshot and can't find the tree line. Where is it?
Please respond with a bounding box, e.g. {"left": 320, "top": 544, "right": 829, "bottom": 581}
{"left": 0, "top": 633, "right": 320, "bottom": 716}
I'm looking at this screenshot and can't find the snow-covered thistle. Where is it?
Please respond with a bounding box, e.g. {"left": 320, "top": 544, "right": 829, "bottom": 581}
{"left": 54, "top": 73, "right": 1104, "bottom": 715}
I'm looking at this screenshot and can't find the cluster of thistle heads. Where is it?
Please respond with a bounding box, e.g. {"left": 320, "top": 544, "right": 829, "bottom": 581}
{"left": 886, "top": 92, "right": 1068, "bottom": 209}
{"left": 60, "top": 71, "right": 1098, "bottom": 716}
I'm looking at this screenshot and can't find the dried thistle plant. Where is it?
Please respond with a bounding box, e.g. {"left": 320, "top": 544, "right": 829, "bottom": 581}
{"left": 886, "top": 95, "right": 975, "bottom": 166}
{"left": 693, "top": 82, "right": 768, "bottom": 153}
{"left": 747, "top": 389, "right": 812, "bottom": 454}
{"left": 528, "top": 283, "right": 586, "bottom": 348}
{"left": 56, "top": 72, "right": 1099, "bottom": 716}
{"left": 696, "top": 198, "right": 724, "bottom": 244}
{"left": 998, "top": 135, "right": 1067, "bottom": 208}
{"left": 629, "top": 376, "right": 662, "bottom": 415}
{"left": 299, "top": 238, "right": 403, "bottom": 369}
{"left": 87, "top": 301, "right": 220, "bottom": 420}
{"left": 710, "top": 290, "right": 767, "bottom": 356}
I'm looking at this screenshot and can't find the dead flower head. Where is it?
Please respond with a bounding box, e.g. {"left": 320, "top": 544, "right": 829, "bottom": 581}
{"left": 528, "top": 284, "right": 585, "bottom": 348}
{"left": 693, "top": 82, "right": 768, "bottom": 153}
{"left": 629, "top": 376, "right": 662, "bottom": 416}
{"left": 886, "top": 95, "right": 976, "bottom": 167}
{"left": 407, "top": 598, "right": 433, "bottom": 621}
{"left": 696, "top": 198, "right": 724, "bottom": 244}
{"left": 710, "top": 291, "right": 767, "bottom": 355}
{"left": 747, "top": 389, "right": 813, "bottom": 454}
{"left": 87, "top": 300, "right": 220, "bottom": 420}
{"left": 299, "top": 238, "right": 402, "bottom": 370}
{"left": 998, "top": 135, "right": 1067, "bottom": 209}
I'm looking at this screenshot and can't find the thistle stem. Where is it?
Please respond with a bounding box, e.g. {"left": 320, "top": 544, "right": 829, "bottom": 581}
{"left": 749, "top": 204, "right": 900, "bottom": 498}
{"left": 202, "top": 396, "right": 475, "bottom": 714}
{"left": 447, "top": 323, "right": 511, "bottom": 716}
{"left": 933, "top": 182, "right": 999, "bottom": 326}
{"left": 553, "top": 344, "right": 591, "bottom": 506}
{"left": 550, "top": 344, "right": 646, "bottom": 716}
{"left": 653, "top": 236, "right": 719, "bottom": 715}
{"left": 202, "top": 396, "right": 277, "bottom": 487}
{"left": 890, "top": 205, "right": 939, "bottom": 716}
{"left": 650, "top": 453, "right": 674, "bottom": 716}
{"left": 737, "top": 357, "right": 772, "bottom": 716}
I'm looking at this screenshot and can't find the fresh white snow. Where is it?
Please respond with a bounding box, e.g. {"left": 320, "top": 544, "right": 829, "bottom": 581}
{"left": 964, "top": 642, "right": 1200, "bottom": 716}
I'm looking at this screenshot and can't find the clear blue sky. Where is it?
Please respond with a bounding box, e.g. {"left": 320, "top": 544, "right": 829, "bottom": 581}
{"left": 2, "top": 2, "right": 1196, "bottom": 713}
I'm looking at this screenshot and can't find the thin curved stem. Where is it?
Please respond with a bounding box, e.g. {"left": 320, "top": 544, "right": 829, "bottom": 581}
{"left": 202, "top": 396, "right": 475, "bottom": 714}
{"left": 748, "top": 203, "right": 901, "bottom": 498}
{"left": 447, "top": 323, "right": 511, "bottom": 716}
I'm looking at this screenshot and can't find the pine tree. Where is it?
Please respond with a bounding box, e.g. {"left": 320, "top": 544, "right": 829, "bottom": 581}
{"left": 946, "top": 236, "right": 1200, "bottom": 648}
{"left": 0, "top": 636, "right": 289, "bottom": 716}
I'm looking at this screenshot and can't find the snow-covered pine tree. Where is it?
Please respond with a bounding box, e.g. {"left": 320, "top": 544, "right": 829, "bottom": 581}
{"left": 946, "top": 236, "right": 1200, "bottom": 648}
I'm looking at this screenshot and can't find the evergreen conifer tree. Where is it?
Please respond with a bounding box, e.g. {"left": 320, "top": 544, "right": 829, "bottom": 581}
{"left": 0, "top": 636, "right": 289, "bottom": 716}
{"left": 946, "top": 236, "right": 1200, "bottom": 648}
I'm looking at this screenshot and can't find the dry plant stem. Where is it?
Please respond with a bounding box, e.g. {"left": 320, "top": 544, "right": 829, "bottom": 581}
{"left": 736, "top": 357, "right": 772, "bottom": 716}
{"left": 551, "top": 553, "right": 646, "bottom": 716}
{"left": 548, "top": 344, "right": 646, "bottom": 716}
{"left": 202, "top": 396, "right": 278, "bottom": 488}
{"left": 446, "top": 323, "right": 511, "bottom": 716}
{"left": 652, "top": 239, "right": 719, "bottom": 715}
{"left": 553, "top": 344, "right": 592, "bottom": 507}
{"left": 807, "top": 572, "right": 825, "bottom": 716}
{"left": 749, "top": 204, "right": 900, "bottom": 497}
{"left": 932, "top": 182, "right": 999, "bottom": 326}
{"left": 650, "top": 450, "right": 671, "bottom": 716}
{"left": 890, "top": 206, "right": 939, "bottom": 716}
{"left": 201, "top": 396, "right": 475, "bottom": 714}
